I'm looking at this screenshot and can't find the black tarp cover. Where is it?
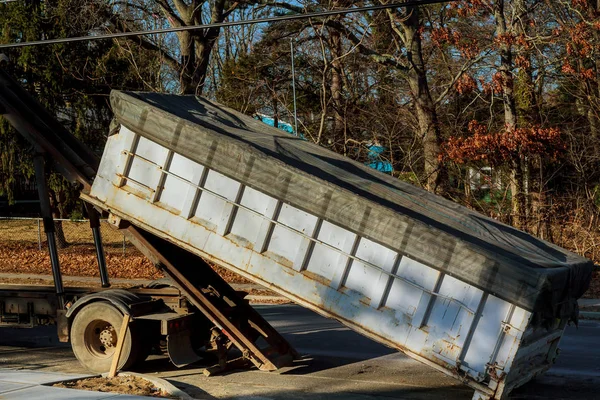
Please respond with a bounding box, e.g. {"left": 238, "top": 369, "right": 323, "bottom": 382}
{"left": 110, "top": 91, "right": 595, "bottom": 320}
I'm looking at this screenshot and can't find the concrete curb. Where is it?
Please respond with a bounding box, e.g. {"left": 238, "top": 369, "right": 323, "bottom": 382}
{"left": 579, "top": 298, "right": 600, "bottom": 308}
{"left": 580, "top": 311, "right": 600, "bottom": 320}
{"left": 102, "top": 372, "right": 195, "bottom": 400}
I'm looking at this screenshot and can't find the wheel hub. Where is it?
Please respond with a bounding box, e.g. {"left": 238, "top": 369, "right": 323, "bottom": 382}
{"left": 99, "top": 326, "right": 116, "bottom": 348}
{"left": 84, "top": 319, "right": 119, "bottom": 357}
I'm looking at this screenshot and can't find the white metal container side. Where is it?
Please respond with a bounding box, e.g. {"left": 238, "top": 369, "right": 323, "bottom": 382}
{"left": 86, "top": 126, "right": 566, "bottom": 400}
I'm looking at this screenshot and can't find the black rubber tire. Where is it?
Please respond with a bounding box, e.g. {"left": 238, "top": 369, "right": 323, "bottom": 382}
{"left": 147, "top": 277, "right": 176, "bottom": 290}
{"left": 70, "top": 302, "right": 142, "bottom": 373}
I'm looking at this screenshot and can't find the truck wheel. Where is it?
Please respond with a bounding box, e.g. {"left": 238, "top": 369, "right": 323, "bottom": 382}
{"left": 70, "top": 302, "right": 141, "bottom": 373}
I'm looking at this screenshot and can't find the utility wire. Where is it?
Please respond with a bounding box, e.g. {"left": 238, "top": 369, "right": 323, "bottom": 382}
{"left": 0, "top": 0, "right": 458, "bottom": 49}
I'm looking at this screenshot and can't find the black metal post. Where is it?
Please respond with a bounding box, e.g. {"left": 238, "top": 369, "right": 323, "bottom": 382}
{"left": 33, "top": 154, "right": 65, "bottom": 309}
{"left": 86, "top": 203, "right": 110, "bottom": 287}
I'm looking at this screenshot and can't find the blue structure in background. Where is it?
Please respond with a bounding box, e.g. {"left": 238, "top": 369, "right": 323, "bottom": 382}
{"left": 366, "top": 144, "right": 393, "bottom": 173}
{"left": 255, "top": 114, "right": 392, "bottom": 174}
{"left": 255, "top": 114, "right": 295, "bottom": 134}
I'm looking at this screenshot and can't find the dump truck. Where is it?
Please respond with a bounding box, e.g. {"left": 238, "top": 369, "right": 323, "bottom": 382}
{"left": 0, "top": 68, "right": 595, "bottom": 400}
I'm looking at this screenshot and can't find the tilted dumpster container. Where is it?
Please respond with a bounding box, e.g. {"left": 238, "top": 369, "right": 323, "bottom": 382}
{"left": 83, "top": 92, "right": 594, "bottom": 400}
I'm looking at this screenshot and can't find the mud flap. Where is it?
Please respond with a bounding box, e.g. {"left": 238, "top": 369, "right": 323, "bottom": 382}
{"left": 57, "top": 309, "right": 69, "bottom": 343}
{"left": 167, "top": 329, "right": 202, "bottom": 367}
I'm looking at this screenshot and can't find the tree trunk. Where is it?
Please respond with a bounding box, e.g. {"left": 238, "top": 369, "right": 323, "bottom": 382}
{"left": 272, "top": 90, "right": 279, "bottom": 129}
{"left": 53, "top": 221, "right": 68, "bottom": 249}
{"left": 329, "top": 29, "right": 345, "bottom": 139}
{"left": 48, "top": 189, "right": 69, "bottom": 249}
{"left": 173, "top": 1, "right": 226, "bottom": 95}
{"left": 510, "top": 160, "right": 526, "bottom": 230}
{"left": 177, "top": 30, "right": 218, "bottom": 95}
{"left": 177, "top": 30, "right": 197, "bottom": 94}
{"left": 589, "top": 1, "right": 600, "bottom": 147}
{"left": 514, "top": 0, "right": 541, "bottom": 232}
{"left": 494, "top": 2, "right": 517, "bottom": 130}
{"left": 494, "top": 0, "right": 525, "bottom": 229}
{"left": 328, "top": 0, "right": 351, "bottom": 146}
{"left": 402, "top": 6, "right": 446, "bottom": 194}
{"left": 192, "top": 26, "right": 221, "bottom": 95}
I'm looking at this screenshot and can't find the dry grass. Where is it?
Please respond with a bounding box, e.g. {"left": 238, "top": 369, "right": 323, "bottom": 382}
{"left": 0, "top": 219, "right": 40, "bottom": 242}
{"left": 0, "top": 219, "right": 126, "bottom": 245}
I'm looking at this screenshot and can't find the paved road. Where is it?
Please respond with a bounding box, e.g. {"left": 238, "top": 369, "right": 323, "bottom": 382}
{"left": 1, "top": 305, "right": 599, "bottom": 399}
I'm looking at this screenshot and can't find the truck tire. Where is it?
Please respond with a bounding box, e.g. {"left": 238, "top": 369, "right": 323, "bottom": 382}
{"left": 147, "top": 277, "right": 175, "bottom": 289}
{"left": 70, "top": 302, "right": 142, "bottom": 373}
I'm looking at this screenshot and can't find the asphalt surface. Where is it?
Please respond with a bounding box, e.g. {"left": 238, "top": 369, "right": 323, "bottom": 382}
{"left": 1, "top": 305, "right": 599, "bottom": 399}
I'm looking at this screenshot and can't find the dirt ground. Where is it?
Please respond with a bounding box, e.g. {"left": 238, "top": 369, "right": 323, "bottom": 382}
{"left": 0, "top": 240, "right": 252, "bottom": 284}
{"left": 54, "top": 375, "right": 175, "bottom": 398}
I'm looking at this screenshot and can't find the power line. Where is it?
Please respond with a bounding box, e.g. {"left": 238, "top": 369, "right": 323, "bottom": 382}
{"left": 0, "top": 0, "right": 458, "bottom": 49}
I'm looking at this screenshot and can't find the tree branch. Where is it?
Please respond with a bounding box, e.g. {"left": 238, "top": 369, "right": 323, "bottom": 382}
{"left": 324, "top": 20, "right": 408, "bottom": 72}
{"left": 107, "top": 12, "right": 181, "bottom": 72}
{"left": 244, "top": 1, "right": 305, "bottom": 14}
{"left": 434, "top": 51, "right": 488, "bottom": 105}
{"left": 155, "top": 0, "right": 184, "bottom": 27}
